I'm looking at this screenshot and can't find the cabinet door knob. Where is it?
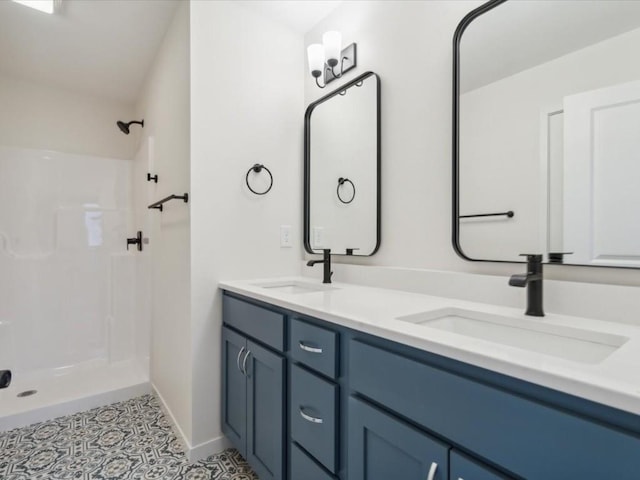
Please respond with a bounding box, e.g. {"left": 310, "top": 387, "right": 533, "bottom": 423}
{"left": 427, "top": 462, "right": 438, "bottom": 480}
{"left": 242, "top": 350, "right": 251, "bottom": 376}
{"left": 299, "top": 407, "right": 323, "bottom": 424}
{"left": 299, "top": 342, "right": 323, "bottom": 354}
{"left": 236, "top": 347, "right": 246, "bottom": 373}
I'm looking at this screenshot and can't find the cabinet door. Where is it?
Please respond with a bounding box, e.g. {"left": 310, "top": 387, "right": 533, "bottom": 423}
{"left": 450, "top": 451, "right": 512, "bottom": 480}
{"left": 246, "top": 340, "right": 285, "bottom": 480}
{"left": 348, "top": 396, "right": 449, "bottom": 480}
{"left": 221, "top": 326, "right": 247, "bottom": 457}
{"left": 291, "top": 442, "right": 336, "bottom": 480}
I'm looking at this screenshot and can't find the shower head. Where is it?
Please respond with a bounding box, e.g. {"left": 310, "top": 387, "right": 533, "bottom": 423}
{"left": 117, "top": 119, "right": 144, "bottom": 135}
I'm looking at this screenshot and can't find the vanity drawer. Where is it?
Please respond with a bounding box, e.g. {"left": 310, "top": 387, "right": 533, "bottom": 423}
{"left": 450, "top": 450, "right": 512, "bottom": 480}
{"left": 291, "top": 442, "right": 336, "bottom": 480}
{"left": 290, "top": 364, "right": 338, "bottom": 473}
{"left": 222, "top": 294, "right": 285, "bottom": 351}
{"left": 349, "top": 339, "right": 640, "bottom": 479}
{"left": 290, "top": 318, "right": 338, "bottom": 378}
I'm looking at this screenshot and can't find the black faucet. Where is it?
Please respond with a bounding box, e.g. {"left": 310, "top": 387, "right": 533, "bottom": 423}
{"left": 306, "top": 249, "right": 333, "bottom": 284}
{"left": 509, "top": 254, "right": 544, "bottom": 317}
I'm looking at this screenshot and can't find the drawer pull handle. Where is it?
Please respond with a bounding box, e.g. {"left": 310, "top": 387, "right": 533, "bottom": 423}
{"left": 300, "top": 408, "right": 323, "bottom": 424}
{"left": 299, "top": 342, "right": 323, "bottom": 354}
{"left": 236, "top": 347, "right": 246, "bottom": 373}
{"left": 242, "top": 350, "right": 251, "bottom": 376}
{"left": 427, "top": 462, "right": 438, "bottom": 480}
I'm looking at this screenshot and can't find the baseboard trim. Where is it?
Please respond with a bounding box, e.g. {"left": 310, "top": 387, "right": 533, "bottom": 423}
{"left": 151, "top": 383, "right": 230, "bottom": 461}
{"left": 151, "top": 383, "right": 191, "bottom": 454}
{"left": 189, "top": 434, "right": 232, "bottom": 462}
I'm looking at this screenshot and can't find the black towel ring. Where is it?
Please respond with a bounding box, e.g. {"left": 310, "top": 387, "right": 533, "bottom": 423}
{"left": 337, "top": 177, "right": 355, "bottom": 204}
{"left": 246, "top": 164, "right": 273, "bottom": 195}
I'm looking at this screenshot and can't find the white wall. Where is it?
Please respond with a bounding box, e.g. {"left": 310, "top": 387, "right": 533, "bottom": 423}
{"left": 304, "top": 0, "right": 482, "bottom": 269}
{"left": 190, "top": 0, "right": 303, "bottom": 453}
{"left": 0, "top": 71, "right": 136, "bottom": 159}
{"left": 134, "top": 1, "right": 193, "bottom": 443}
{"left": 304, "top": 0, "right": 640, "bottom": 286}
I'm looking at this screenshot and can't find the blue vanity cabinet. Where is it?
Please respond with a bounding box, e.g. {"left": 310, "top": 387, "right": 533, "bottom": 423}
{"left": 222, "top": 295, "right": 286, "bottom": 480}
{"left": 290, "top": 364, "right": 339, "bottom": 473}
{"left": 289, "top": 317, "right": 340, "bottom": 476}
{"left": 348, "top": 396, "right": 449, "bottom": 480}
{"left": 221, "top": 292, "right": 640, "bottom": 480}
{"left": 349, "top": 339, "right": 640, "bottom": 479}
{"left": 290, "top": 318, "right": 338, "bottom": 379}
{"left": 245, "top": 339, "right": 285, "bottom": 480}
{"left": 290, "top": 442, "right": 336, "bottom": 480}
{"left": 450, "top": 451, "right": 511, "bottom": 480}
{"left": 221, "top": 326, "right": 248, "bottom": 457}
{"left": 223, "top": 295, "right": 285, "bottom": 351}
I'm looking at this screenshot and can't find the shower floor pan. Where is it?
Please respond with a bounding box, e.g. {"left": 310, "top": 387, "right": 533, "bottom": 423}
{"left": 0, "top": 358, "right": 150, "bottom": 432}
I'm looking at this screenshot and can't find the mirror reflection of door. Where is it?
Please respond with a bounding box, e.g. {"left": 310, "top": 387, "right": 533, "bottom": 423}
{"left": 563, "top": 81, "right": 640, "bottom": 267}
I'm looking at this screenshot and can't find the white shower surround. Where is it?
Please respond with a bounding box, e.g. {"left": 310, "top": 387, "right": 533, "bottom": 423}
{"left": 0, "top": 145, "right": 150, "bottom": 431}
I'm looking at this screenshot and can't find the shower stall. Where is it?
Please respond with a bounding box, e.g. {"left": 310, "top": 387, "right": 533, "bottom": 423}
{"left": 0, "top": 145, "right": 150, "bottom": 431}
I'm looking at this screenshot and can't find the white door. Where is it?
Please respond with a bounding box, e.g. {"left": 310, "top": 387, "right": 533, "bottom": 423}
{"left": 539, "top": 106, "right": 564, "bottom": 256}
{"left": 563, "top": 80, "right": 640, "bottom": 267}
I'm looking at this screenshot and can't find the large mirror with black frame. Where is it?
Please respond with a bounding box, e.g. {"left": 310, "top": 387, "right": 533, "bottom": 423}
{"left": 304, "top": 71, "right": 380, "bottom": 256}
{"left": 453, "top": 0, "right": 640, "bottom": 269}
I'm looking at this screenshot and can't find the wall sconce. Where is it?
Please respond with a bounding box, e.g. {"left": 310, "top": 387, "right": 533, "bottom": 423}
{"left": 307, "top": 31, "right": 357, "bottom": 89}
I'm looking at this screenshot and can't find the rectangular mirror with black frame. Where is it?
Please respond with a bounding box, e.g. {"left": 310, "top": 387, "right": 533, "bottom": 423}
{"left": 304, "top": 71, "right": 381, "bottom": 256}
{"left": 453, "top": 0, "right": 640, "bottom": 269}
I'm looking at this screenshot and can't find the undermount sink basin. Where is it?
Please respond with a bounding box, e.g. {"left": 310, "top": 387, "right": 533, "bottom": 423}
{"left": 397, "top": 308, "right": 628, "bottom": 364}
{"left": 253, "top": 280, "right": 338, "bottom": 295}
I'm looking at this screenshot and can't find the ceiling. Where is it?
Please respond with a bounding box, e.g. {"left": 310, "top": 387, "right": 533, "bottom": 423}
{"left": 0, "top": 0, "right": 341, "bottom": 104}
{"left": 237, "top": 0, "right": 342, "bottom": 34}
{"left": 461, "top": 1, "right": 640, "bottom": 93}
{"left": 0, "top": 0, "right": 180, "bottom": 104}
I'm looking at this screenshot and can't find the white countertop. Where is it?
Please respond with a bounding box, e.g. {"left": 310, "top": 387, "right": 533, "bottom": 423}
{"left": 219, "top": 277, "right": 640, "bottom": 417}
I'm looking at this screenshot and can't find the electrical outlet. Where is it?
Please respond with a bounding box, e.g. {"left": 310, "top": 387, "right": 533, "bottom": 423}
{"left": 313, "top": 226, "right": 324, "bottom": 248}
{"left": 280, "top": 225, "right": 292, "bottom": 247}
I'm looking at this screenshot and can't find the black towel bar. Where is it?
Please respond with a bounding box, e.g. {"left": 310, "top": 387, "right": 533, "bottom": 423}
{"left": 459, "top": 210, "right": 514, "bottom": 219}
{"left": 148, "top": 193, "right": 189, "bottom": 212}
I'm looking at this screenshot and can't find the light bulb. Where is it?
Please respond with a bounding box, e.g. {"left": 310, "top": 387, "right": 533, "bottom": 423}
{"left": 307, "top": 44, "right": 325, "bottom": 78}
{"left": 323, "top": 31, "right": 342, "bottom": 68}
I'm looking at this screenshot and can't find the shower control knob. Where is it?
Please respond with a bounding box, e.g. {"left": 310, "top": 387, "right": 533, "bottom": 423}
{"left": 126, "top": 231, "right": 144, "bottom": 252}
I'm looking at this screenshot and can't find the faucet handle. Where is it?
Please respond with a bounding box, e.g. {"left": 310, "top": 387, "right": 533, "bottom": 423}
{"left": 519, "top": 254, "right": 543, "bottom": 262}
{"left": 548, "top": 252, "right": 573, "bottom": 264}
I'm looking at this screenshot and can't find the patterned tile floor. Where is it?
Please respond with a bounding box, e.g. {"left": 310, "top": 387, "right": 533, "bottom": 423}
{"left": 0, "top": 394, "right": 258, "bottom": 479}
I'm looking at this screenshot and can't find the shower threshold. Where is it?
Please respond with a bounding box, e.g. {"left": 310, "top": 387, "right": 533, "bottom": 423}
{"left": 0, "top": 358, "right": 150, "bottom": 432}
